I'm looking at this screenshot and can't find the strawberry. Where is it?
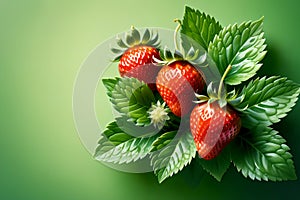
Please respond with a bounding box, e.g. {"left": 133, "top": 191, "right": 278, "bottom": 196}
{"left": 190, "top": 102, "right": 241, "bottom": 160}
{"left": 189, "top": 64, "right": 241, "bottom": 160}
{"left": 156, "top": 60, "right": 205, "bottom": 117}
{"left": 119, "top": 46, "right": 160, "bottom": 90}
{"left": 111, "top": 27, "right": 161, "bottom": 90}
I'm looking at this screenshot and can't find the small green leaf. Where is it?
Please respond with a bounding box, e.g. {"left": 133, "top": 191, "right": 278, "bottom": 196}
{"left": 151, "top": 131, "right": 196, "bottom": 183}
{"left": 230, "top": 76, "right": 300, "bottom": 128}
{"left": 197, "top": 145, "right": 231, "bottom": 181}
{"left": 102, "top": 77, "right": 156, "bottom": 126}
{"left": 94, "top": 120, "right": 158, "bottom": 164}
{"left": 115, "top": 116, "right": 159, "bottom": 137}
{"left": 151, "top": 131, "right": 177, "bottom": 152}
{"left": 181, "top": 6, "right": 222, "bottom": 50}
{"left": 232, "top": 126, "right": 297, "bottom": 181}
{"left": 208, "top": 17, "right": 267, "bottom": 85}
{"left": 102, "top": 78, "right": 120, "bottom": 97}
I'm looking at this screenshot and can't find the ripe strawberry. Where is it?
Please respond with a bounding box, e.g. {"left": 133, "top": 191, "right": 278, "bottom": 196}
{"left": 112, "top": 27, "right": 161, "bottom": 90}
{"left": 190, "top": 102, "right": 241, "bottom": 160}
{"left": 156, "top": 61, "right": 205, "bottom": 117}
{"left": 119, "top": 46, "right": 160, "bottom": 90}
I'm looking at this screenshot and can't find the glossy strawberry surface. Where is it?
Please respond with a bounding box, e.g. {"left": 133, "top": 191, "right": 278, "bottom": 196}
{"left": 190, "top": 102, "right": 241, "bottom": 160}
{"left": 119, "top": 46, "right": 160, "bottom": 90}
{"left": 156, "top": 61, "right": 205, "bottom": 117}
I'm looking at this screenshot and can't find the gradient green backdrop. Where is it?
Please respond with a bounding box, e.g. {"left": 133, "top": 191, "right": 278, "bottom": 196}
{"left": 1, "top": 0, "right": 300, "bottom": 199}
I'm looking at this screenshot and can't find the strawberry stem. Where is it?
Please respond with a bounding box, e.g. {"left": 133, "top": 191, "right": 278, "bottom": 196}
{"left": 173, "top": 18, "right": 182, "bottom": 50}
{"left": 218, "top": 65, "right": 232, "bottom": 99}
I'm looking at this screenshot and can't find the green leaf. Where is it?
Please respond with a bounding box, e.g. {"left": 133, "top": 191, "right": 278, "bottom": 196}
{"left": 114, "top": 116, "right": 158, "bottom": 137}
{"left": 151, "top": 131, "right": 197, "bottom": 183}
{"left": 208, "top": 17, "right": 267, "bottom": 85}
{"left": 102, "top": 78, "right": 120, "bottom": 97}
{"left": 197, "top": 146, "right": 231, "bottom": 181}
{"left": 102, "top": 77, "right": 156, "bottom": 126}
{"left": 181, "top": 6, "right": 222, "bottom": 50}
{"left": 150, "top": 131, "right": 177, "bottom": 152}
{"left": 232, "top": 126, "right": 297, "bottom": 181}
{"left": 230, "top": 76, "right": 300, "bottom": 128}
{"left": 94, "top": 120, "right": 158, "bottom": 164}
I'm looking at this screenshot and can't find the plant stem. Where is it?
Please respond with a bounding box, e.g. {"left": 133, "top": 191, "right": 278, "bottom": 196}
{"left": 218, "top": 65, "right": 232, "bottom": 98}
{"left": 173, "top": 18, "right": 182, "bottom": 50}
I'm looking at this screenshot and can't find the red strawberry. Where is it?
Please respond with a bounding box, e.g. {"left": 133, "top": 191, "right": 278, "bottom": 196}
{"left": 119, "top": 46, "right": 160, "bottom": 90}
{"left": 156, "top": 61, "right": 205, "bottom": 117}
{"left": 190, "top": 102, "right": 241, "bottom": 160}
{"left": 112, "top": 27, "right": 161, "bottom": 90}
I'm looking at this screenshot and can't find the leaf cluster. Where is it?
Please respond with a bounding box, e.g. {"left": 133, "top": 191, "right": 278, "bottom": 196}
{"left": 94, "top": 6, "right": 299, "bottom": 183}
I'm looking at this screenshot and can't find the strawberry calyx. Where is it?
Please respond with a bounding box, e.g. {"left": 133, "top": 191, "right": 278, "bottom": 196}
{"left": 153, "top": 18, "right": 208, "bottom": 67}
{"left": 153, "top": 45, "right": 207, "bottom": 67}
{"left": 111, "top": 26, "right": 160, "bottom": 61}
{"left": 195, "top": 65, "right": 234, "bottom": 108}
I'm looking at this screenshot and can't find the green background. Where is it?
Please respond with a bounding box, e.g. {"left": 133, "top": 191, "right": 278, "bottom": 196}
{"left": 1, "top": 0, "right": 300, "bottom": 199}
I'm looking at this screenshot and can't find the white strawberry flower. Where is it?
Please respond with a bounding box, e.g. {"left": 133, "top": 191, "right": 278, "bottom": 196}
{"left": 148, "top": 101, "right": 170, "bottom": 129}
